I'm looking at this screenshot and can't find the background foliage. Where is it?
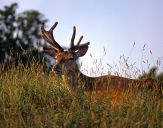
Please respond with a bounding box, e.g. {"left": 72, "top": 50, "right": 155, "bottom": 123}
{"left": 0, "top": 3, "right": 47, "bottom": 65}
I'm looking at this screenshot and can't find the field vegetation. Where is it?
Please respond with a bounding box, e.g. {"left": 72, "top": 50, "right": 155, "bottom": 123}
{"left": 0, "top": 60, "right": 163, "bottom": 128}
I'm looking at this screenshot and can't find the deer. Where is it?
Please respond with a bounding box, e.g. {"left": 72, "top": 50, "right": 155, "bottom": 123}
{"left": 40, "top": 22, "right": 162, "bottom": 106}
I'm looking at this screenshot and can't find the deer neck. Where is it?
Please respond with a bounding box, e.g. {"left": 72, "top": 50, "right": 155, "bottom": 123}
{"left": 61, "top": 66, "right": 94, "bottom": 90}
{"left": 61, "top": 67, "right": 81, "bottom": 90}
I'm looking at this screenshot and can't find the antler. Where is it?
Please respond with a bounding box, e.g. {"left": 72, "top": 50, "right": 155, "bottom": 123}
{"left": 40, "top": 22, "right": 63, "bottom": 51}
{"left": 70, "top": 26, "right": 90, "bottom": 50}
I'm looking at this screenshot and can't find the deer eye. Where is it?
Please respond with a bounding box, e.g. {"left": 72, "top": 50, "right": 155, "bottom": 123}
{"left": 69, "top": 58, "right": 74, "bottom": 61}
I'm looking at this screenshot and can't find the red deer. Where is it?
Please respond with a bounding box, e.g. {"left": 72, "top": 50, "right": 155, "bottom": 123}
{"left": 40, "top": 22, "right": 162, "bottom": 106}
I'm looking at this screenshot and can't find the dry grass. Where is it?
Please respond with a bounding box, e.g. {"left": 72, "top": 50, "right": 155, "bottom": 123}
{"left": 0, "top": 60, "right": 163, "bottom": 128}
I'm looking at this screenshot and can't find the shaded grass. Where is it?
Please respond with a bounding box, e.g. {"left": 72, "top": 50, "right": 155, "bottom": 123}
{"left": 0, "top": 63, "right": 163, "bottom": 128}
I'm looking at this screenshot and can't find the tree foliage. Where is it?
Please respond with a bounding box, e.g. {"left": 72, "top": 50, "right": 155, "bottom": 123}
{"left": 0, "top": 3, "right": 47, "bottom": 65}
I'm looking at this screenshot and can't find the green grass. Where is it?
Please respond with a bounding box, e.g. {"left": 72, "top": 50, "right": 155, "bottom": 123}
{"left": 0, "top": 63, "right": 163, "bottom": 128}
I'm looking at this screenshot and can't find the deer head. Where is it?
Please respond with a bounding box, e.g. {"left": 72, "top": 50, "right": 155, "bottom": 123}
{"left": 40, "top": 22, "right": 90, "bottom": 88}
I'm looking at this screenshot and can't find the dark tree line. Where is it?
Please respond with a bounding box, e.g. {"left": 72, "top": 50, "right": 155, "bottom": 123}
{"left": 0, "top": 3, "right": 48, "bottom": 67}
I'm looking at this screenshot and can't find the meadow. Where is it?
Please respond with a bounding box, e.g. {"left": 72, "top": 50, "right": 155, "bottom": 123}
{"left": 0, "top": 62, "right": 163, "bottom": 128}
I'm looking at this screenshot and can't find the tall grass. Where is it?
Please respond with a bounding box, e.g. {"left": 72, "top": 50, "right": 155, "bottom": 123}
{"left": 0, "top": 61, "right": 163, "bottom": 128}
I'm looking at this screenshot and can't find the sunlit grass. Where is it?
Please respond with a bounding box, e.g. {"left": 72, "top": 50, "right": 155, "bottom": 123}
{"left": 0, "top": 59, "right": 163, "bottom": 127}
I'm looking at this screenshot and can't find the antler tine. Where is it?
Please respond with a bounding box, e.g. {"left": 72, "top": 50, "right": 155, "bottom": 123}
{"left": 69, "top": 26, "right": 90, "bottom": 50}
{"left": 76, "top": 35, "right": 83, "bottom": 47}
{"left": 51, "top": 22, "right": 58, "bottom": 30}
{"left": 40, "top": 22, "right": 63, "bottom": 51}
{"left": 70, "top": 26, "right": 76, "bottom": 48}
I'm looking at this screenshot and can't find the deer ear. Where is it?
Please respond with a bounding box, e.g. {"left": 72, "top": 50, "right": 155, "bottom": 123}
{"left": 44, "top": 48, "right": 57, "bottom": 57}
{"left": 75, "top": 45, "right": 89, "bottom": 57}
